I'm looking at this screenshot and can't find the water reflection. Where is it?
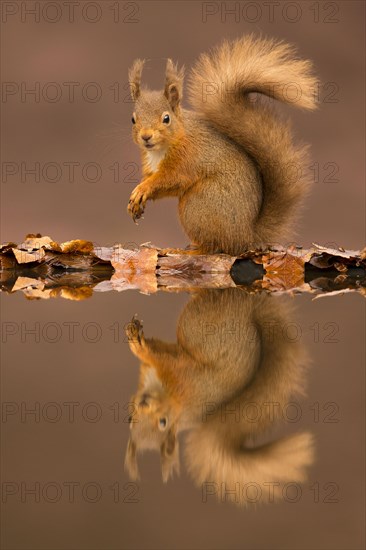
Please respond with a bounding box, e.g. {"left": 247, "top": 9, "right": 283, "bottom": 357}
{"left": 124, "top": 289, "right": 314, "bottom": 505}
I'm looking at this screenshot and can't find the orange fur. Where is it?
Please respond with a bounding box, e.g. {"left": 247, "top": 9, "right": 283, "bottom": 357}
{"left": 128, "top": 35, "right": 318, "bottom": 253}
{"left": 124, "top": 290, "right": 314, "bottom": 503}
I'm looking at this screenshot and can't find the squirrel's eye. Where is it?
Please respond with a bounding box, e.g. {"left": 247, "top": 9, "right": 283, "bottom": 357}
{"left": 158, "top": 418, "right": 167, "bottom": 430}
{"left": 162, "top": 114, "right": 170, "bottom": 124}
{"left": 131, "top": 115, "right": 136, "bottom": 124}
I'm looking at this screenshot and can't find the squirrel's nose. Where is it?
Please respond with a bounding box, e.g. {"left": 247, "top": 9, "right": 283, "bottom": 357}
{"left": 141, "top": 133, "right": 152, "bottom": 142}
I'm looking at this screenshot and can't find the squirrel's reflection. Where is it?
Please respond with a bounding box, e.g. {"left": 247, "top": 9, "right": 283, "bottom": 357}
{"left": 124, "top": 289, "right": 314, "bottom": 505}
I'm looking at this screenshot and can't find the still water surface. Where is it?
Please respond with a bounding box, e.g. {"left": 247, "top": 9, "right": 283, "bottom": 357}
{"left": 1, "top": 287, "right": 365, "bottom": 550}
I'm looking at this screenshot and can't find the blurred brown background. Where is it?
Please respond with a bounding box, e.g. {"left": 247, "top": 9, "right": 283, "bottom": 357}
{"left": 1, "top": 0, "right": 365, "bottom": 249}
{"left": 1, "top": 2, "right": 365, "bottom": 550}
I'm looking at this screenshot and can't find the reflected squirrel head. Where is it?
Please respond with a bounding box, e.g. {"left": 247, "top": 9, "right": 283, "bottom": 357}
{"left": 124, "top": 369, "right": 181, "bottom": 483}
{"left": 128, "top": 58, "right": 185, "bottom": 152}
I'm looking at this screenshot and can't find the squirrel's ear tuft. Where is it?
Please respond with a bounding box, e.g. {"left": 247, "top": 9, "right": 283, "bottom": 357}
{"left": 164, "top": 59, "right": 184, "bottom": 112}
{"left": 124, "top": 438, "right": 140, "bottom": 481}
{"left": 129, "top": 59, "right": 145, "bottom": 102}
{"left": 160, "top": 426, "right": 180, "bottom": 483}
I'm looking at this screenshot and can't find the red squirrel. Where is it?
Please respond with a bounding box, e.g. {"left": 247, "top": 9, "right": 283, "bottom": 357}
{"left": 127, "top": 35, "right": 317, "bottom": 254}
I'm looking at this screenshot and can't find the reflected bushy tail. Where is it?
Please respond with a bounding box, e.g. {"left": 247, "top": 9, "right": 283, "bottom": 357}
{"left": 185, "top": 430, "right": 314, "bottom": 506}
{"left": 184, "top": 296, "right": 314, "bottom": 505}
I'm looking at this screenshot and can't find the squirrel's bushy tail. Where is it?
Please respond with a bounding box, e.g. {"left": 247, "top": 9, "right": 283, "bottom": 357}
{"left": 188, "top": 35, "right": 318, "bottom": 244}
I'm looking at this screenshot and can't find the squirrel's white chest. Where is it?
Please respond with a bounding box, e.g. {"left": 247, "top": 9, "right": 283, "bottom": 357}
{"left": 145, "top": 148, "right": 167, "bottom": 173}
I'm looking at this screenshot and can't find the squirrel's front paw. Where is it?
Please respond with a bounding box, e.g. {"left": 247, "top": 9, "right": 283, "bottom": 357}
{"left": 128, "top": 183, "right": 149, "bottom": 222}
{"left": 125, "top": 315, "right": 144, "bottom": 343}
